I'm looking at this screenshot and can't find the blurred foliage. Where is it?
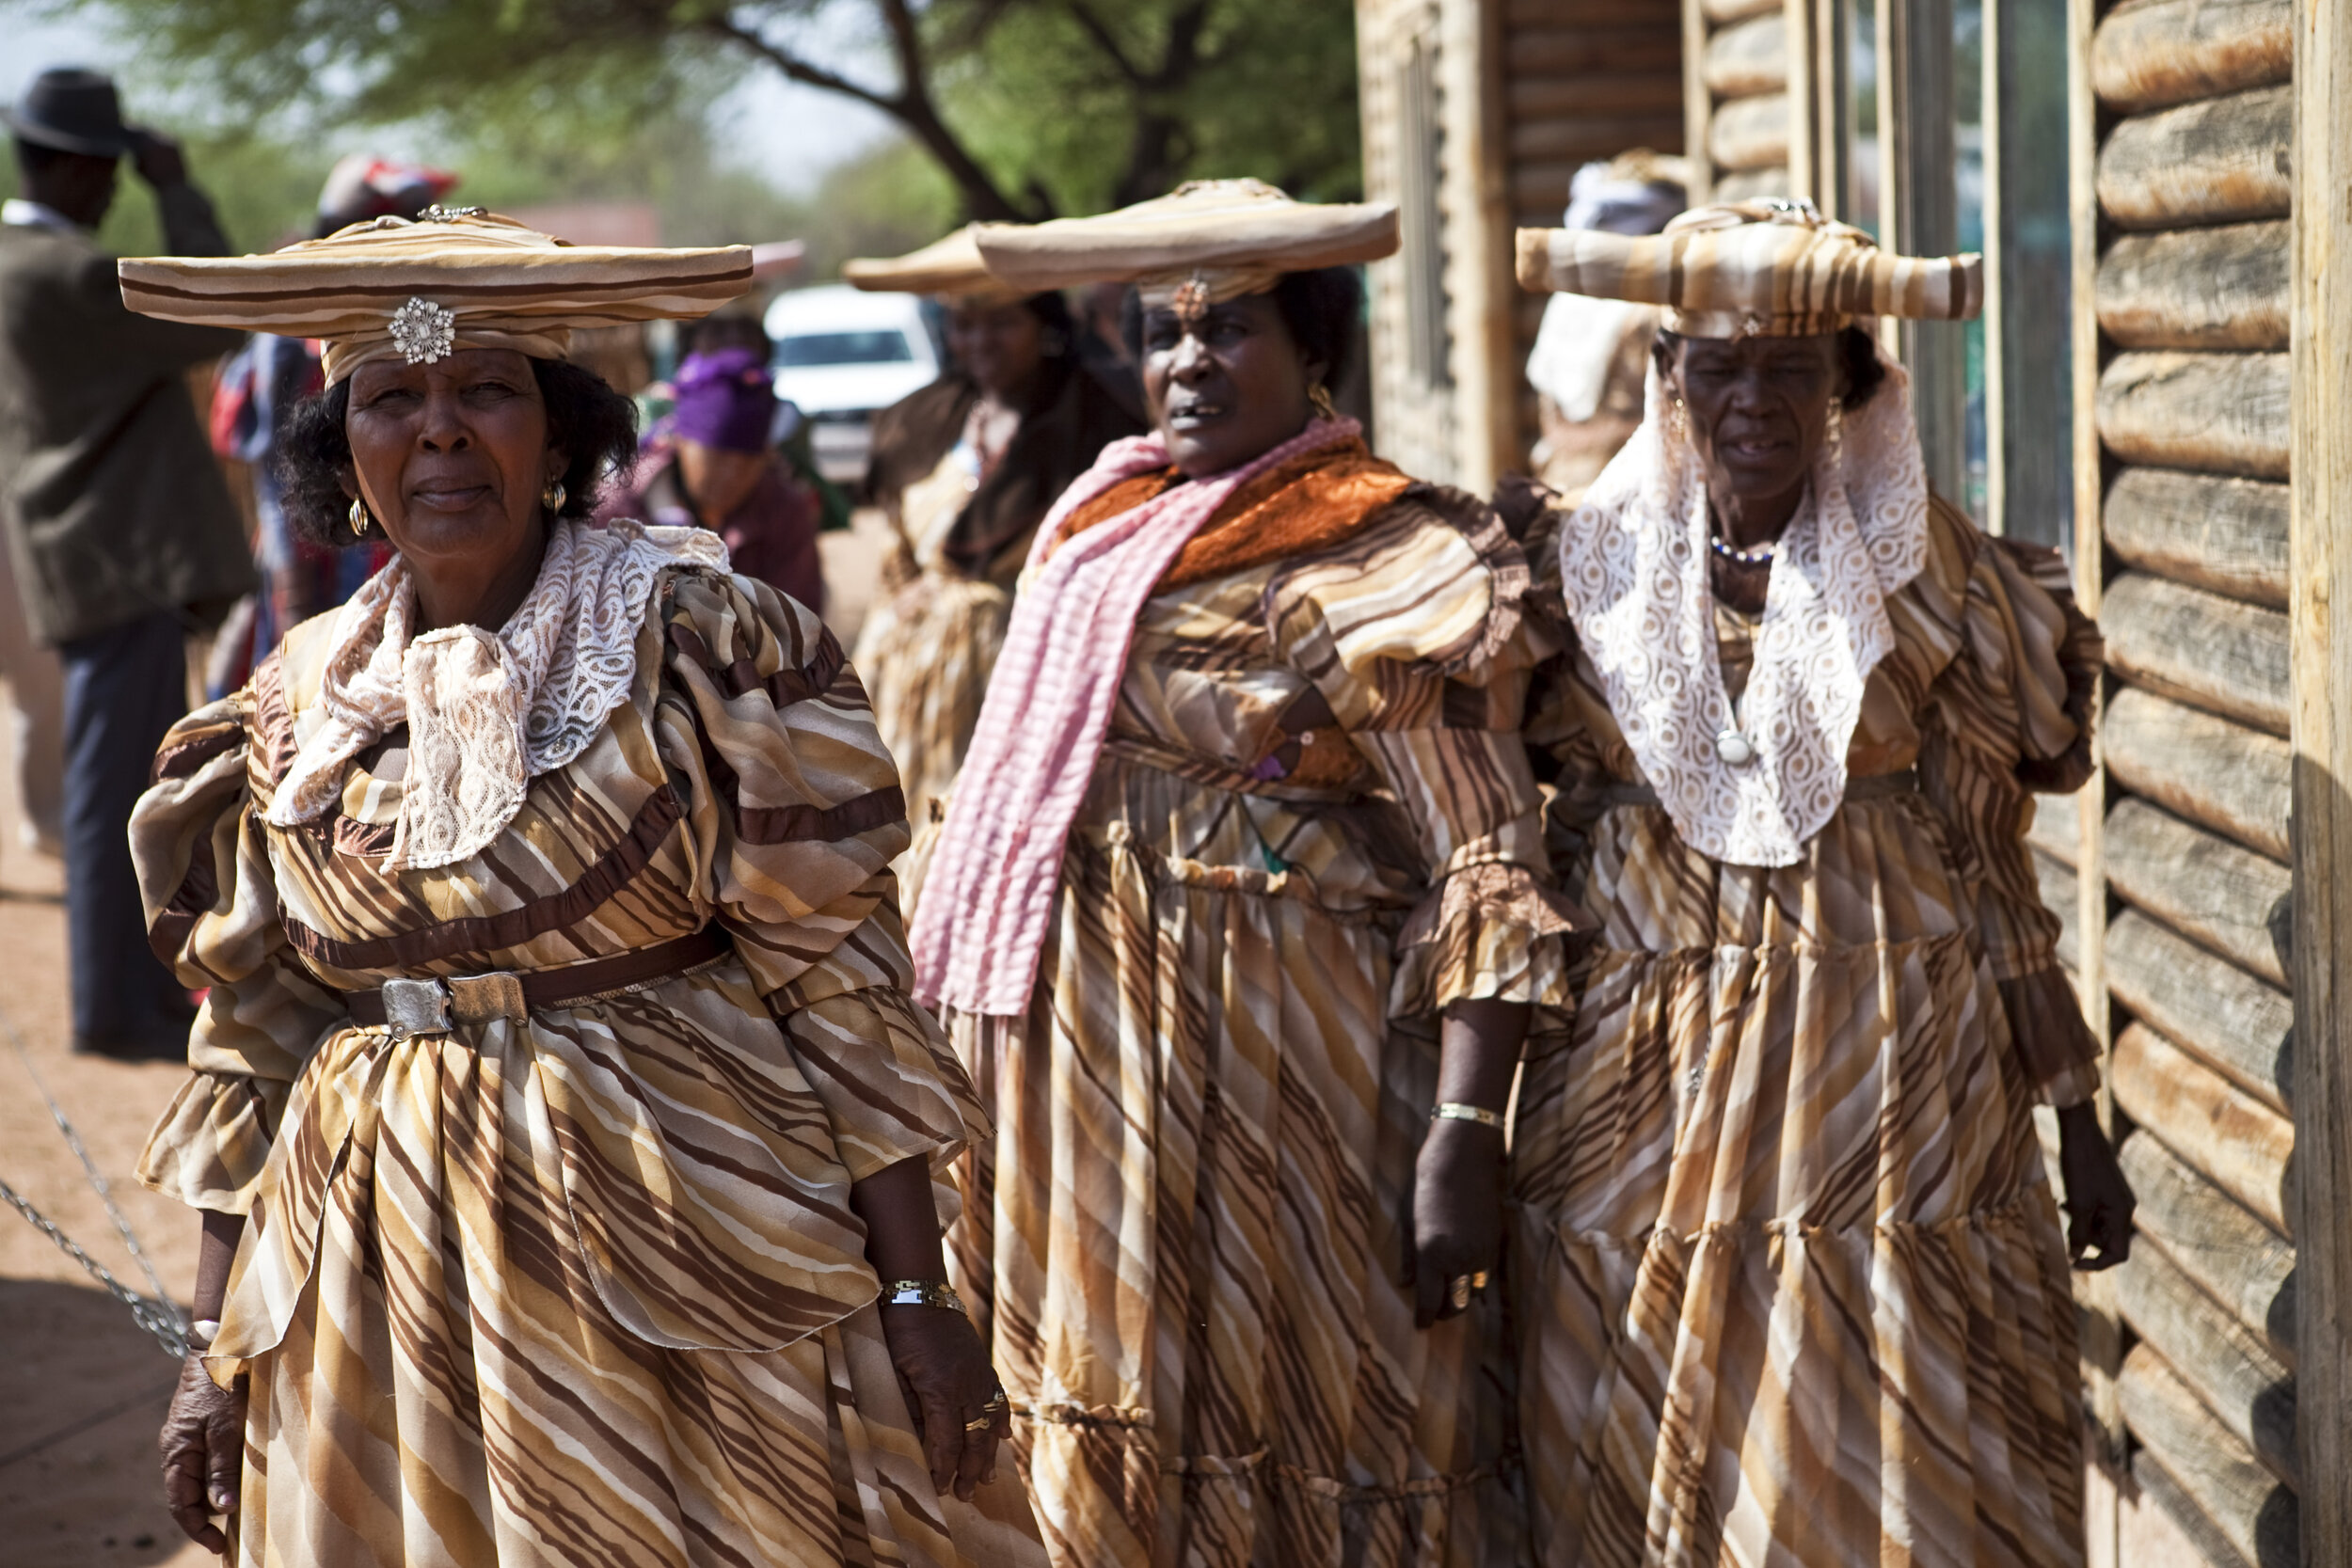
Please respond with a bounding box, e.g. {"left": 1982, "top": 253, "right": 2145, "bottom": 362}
{"left": 24, "top": 0, "right": 1359, "bottom": 230}
{"left": 0, "top": 94, "right": 955, "bottom": 281}
{"left": 934, "top": 0, "right": 1362, "bottom": 213}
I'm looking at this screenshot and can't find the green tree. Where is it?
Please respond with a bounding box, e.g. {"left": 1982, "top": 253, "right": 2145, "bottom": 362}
{"left": 40, "top": 0, "right": 1359, "bottom": 223}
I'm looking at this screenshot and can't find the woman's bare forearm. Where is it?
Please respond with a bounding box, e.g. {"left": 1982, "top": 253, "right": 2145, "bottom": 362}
{"left": 193, "top": 1212, "right": 243, "bottom": 1323}
{"left": 849, "top": 1154, "right": 948, "bottom": 1283}
{"left": 1436, "top": 998, "right": 1529, "bottom": 1115}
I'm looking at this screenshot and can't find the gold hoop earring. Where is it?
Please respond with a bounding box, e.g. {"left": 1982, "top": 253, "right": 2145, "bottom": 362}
{"left": 542, "top": 479, "right": 567, "bottom": 515}
{"left": 347, "top": 498, "right": 371, "bottom": 539}
{"left": 1307, "top": 381, "right": 1338, "bottom": 422}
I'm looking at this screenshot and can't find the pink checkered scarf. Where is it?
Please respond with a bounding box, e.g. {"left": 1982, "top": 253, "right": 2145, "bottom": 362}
{"left": 911, "top": 416, "right": 1361, "bottom": 1015}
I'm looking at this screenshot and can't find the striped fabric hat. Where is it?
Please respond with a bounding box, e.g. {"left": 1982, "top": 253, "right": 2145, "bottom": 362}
{"left": 119, "top": 208, "right": 754, "bottom": 384}
{"left": 1516, "top": 200, "right": 1981, "bottom": 338}
{"left": 843, "top": 226, "right": 1026, "bottom": 306}
{"left": 972, "top": 179, "right": 1397, "bottom": 312}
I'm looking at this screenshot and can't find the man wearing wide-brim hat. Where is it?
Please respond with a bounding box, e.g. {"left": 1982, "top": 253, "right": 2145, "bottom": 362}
{"left": 0, "top": 67, "right": 255, "bottom": 1058}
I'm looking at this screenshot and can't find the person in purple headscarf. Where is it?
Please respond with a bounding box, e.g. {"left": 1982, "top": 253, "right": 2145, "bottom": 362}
{"left": 602, "top": 345, "right": 827, "bottom": 612}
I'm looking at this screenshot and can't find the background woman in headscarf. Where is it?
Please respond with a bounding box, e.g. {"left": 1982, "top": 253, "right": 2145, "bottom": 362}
{"left": 599, "top": 334, "right": 829, "bottom": 612}
{"left": 914, "top": 181, "right": 1584, "bottom": 1567}
{"left": 1518, "top": 149, "right": 1687, "bottom": 505}
{"left": 119, "top": 212, "right": 1040, "bottom": 1568}
{"left": 1506, "top": 202, "right": 2134, "bottom": 1566}
{"left": 851, "top": 229, "right": 1146, "bottom": 909}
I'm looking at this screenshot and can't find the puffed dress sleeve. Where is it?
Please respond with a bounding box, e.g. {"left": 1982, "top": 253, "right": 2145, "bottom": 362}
{"left": 1265, "top": 487, "right": 1588, "bottom": 1022}
{"left": 656, "top": 569, "right": 987, "bottom": 1186}
{"left": 1926, "top": 517, "right": 2106, "bottom": 1108}
{"left": 133, "top": 693, "right": 349, "bottom": 1214}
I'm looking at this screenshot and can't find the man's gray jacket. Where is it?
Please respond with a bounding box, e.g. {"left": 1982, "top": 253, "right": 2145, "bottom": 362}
{"left": 0, "top": 186, "right": 253, "bottom": 645}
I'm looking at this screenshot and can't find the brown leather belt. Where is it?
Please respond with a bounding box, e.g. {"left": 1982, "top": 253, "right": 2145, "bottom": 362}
{"left": 343, "top": 927, "right": 732, "bottom": 1038}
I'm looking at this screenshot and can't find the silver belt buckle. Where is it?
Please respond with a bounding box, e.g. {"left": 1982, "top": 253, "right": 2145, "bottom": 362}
{"left": 379, "top": 977, "right": 452, "bottom": 1039}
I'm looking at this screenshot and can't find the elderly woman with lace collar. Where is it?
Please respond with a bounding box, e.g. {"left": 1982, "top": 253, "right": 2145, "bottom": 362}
{"left": 1505, "top": 202, "right": 2133, "bottom": 1567}
{"left": 117, "top": 212, "right": 1041, "bottom": 1568}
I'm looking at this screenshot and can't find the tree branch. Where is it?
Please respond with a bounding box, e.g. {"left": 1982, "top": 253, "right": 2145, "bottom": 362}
{"left": 874, "top": 0, "right": 930, "bottom": 89}
{"left": 700, "top": 4, "right": 1039, "bottom": 222}
{"left": 1063, "top": 2, "right": 1145, "bottom": 87}
{"left": 698, "top": 17, "right": 899, "bottom": 114}
{"left": 1151, "top": 0, "right": 1216, "bottom": 92}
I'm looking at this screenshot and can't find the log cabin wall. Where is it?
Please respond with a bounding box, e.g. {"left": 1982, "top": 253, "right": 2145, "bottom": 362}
{"left": 1499, "top": 0, "right": 1686, "bottom": 466}
{"left": 1357, "top": 0, "right": 1682, "bottom": 490}
{"left": 1687, "top": 0, "right": 1795, "bottom": 203}
{"left": 1358, "top": 0, "right": 1470, "bottom": 488}
{"left": 2039, "top": 0, "right": 2298, "bottom": 1560}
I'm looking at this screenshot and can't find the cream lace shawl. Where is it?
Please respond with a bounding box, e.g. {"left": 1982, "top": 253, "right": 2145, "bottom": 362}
{"left": 266, "top": 517, "right": 729, "bottom": 869}
{"left": 1557, "top": 352, "right": 1930, "bottom": 866}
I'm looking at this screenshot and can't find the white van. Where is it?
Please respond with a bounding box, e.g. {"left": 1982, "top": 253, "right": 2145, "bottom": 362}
{"left": 764, "top": 285, "right": 942, "bottom": 485}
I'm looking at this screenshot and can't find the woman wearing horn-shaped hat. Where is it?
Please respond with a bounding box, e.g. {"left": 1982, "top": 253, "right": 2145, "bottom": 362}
{"left": 1504, "top": 202, "right": 2134, "bottom": 1564}
{"left": 848, "top": 229, "right": 1146, "bottom": 914}
{"left": 117, "top": 212, "right": 1042, "bottom": 1568}
{"left": 912, "top": 180, "right": 1584, "bottom": 1566}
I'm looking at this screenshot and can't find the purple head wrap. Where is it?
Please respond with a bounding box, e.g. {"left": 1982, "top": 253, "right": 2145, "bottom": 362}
{"left": 672, "top": 347, "right": 778, "bottom": 453}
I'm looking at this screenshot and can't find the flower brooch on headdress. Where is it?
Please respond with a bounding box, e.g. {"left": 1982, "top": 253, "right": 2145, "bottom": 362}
{"left": 389, "top": 296, "right": 456, "bottom": 365}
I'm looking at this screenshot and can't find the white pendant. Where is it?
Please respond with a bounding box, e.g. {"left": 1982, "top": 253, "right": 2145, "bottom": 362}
{"left": 1715, "top": 727, "right": 1756, "bottom": 766}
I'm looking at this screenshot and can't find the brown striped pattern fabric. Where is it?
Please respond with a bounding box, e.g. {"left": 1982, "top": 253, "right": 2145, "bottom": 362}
{"left": 855, "top": 444, "right": 1029, "bottom": 918}
{"left": 1516, "top": 203, "right": 1982, "bottom": 337}
{"left": 942, "top": 489, "right": 1585, "bottom": 1567}
{"left": 132, "top": 568, "right": 1042, "bottom": 1567}
{"left": 970, "top": 180, "right": 1398, "bottom": 294}
{"left": 1513, "top": 497, "right": 2102, "bottom": 1566}
{"left": 118, "top": 212, "right": 752, "bottom": 383}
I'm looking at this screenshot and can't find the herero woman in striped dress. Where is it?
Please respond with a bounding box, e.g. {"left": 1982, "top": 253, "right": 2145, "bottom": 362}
{"left": 914, "top": 182, "right": 1583, "bottom": 1566}
{"left": 849, "top": 230, "right": 1144, "bottom": 913}
{"left": 119, "top": 213, "right": 1041, "bottom": 1567}
{"left": 1508, "top": 202, "right": 2136, "bottom": 1565}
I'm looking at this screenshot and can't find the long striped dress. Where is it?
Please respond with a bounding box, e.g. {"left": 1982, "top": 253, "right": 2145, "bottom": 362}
{"left": 945, "top": 478, "right": 1583, "bottom": 1568}
{"left": 132, "top": 567, "right": 1042, "bottom": 1568}
{"left": 854, "top": 431, "right": 1022, "bottom": 913}
{"left": 1516, "top": 497, "right": 2105, "bottom": 1566}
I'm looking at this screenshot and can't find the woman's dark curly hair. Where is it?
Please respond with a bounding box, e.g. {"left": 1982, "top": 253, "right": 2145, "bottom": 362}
{"left": 1120, "top": 264, "right": 1362, "bottom": 387}
{"left": 1650, "top": 323, "right": 1887, "bottom": 411}
{"left": 278, "top": 357, "right": 641, "bottom": 546}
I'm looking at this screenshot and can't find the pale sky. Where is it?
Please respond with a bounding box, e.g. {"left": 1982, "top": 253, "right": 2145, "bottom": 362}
{"left": 0, "top": 5, "right": 897, "bottom": 194}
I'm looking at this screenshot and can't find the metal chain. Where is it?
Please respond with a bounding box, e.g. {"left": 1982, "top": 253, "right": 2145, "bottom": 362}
{"left": 0, "top": 994, "right": 189, "bottom": 1359}
{"left": 0, "top": 1176, "right": 187, "bottom": 1358}
{"left": 0, "top": 1004, "right": 179, "bottom": 1311}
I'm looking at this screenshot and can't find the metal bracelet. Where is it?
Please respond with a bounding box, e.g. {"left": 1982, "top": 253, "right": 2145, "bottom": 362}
{"left": 882, "top": 1279, "right": 969, "bottom": 1315}
{"left": 1429, "top": 1101, "right": 1506, "bottom": 1131}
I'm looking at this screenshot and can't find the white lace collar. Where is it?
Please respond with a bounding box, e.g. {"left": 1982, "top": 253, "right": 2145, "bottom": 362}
{"left": 266, "top": 517, "right": 729, "bottom": 869}
{"left": 1556, "top": 353, "right": 1929, "bottom": 866}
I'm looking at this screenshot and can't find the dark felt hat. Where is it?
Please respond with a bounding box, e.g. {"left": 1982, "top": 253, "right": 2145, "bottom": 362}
{"left": 5, "top": 68, "right": 132, "bottom": 159}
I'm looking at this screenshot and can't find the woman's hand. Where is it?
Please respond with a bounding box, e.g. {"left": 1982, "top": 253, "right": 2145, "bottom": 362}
{"left": 1407, "top": 1117, "right": 1507, "bottom": 1327}
{"left": 160, "top": 1350, "right": 245, "bottom": 1553}
{"left": 850, "top": 1156, "right": 1008, "bottom": 1499}
{"left": 2057, "top": 1101, "right": 2136, "bottom": 1270}
{"left": 1405, "top": 998, "right": 1527, "bottom": 1327}
{"left": 878, "top": 1301, "right": 1008, "bottom": 1500}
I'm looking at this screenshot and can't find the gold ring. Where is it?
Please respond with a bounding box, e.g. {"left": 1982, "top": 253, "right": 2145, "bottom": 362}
{"left": 964, "top": 1414, "right": 995, "bottom": 1433}
{"left": 1469, "top": 1270, "right": 1489, "bottom": 1291}
{"left": 1448, "top": 1275, "right": 1471, "bottom": 1311}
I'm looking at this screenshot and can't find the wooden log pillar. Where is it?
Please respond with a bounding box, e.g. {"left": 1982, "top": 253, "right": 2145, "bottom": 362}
{"left": 2068, "top": 0, "right": 2125, "bottom": 1529}
{"left": 1876, "top": 0, "right": 1966, "bottom": 501}
{"left": 2288, "top": 0, "right": 2352, "bottom": 1557}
